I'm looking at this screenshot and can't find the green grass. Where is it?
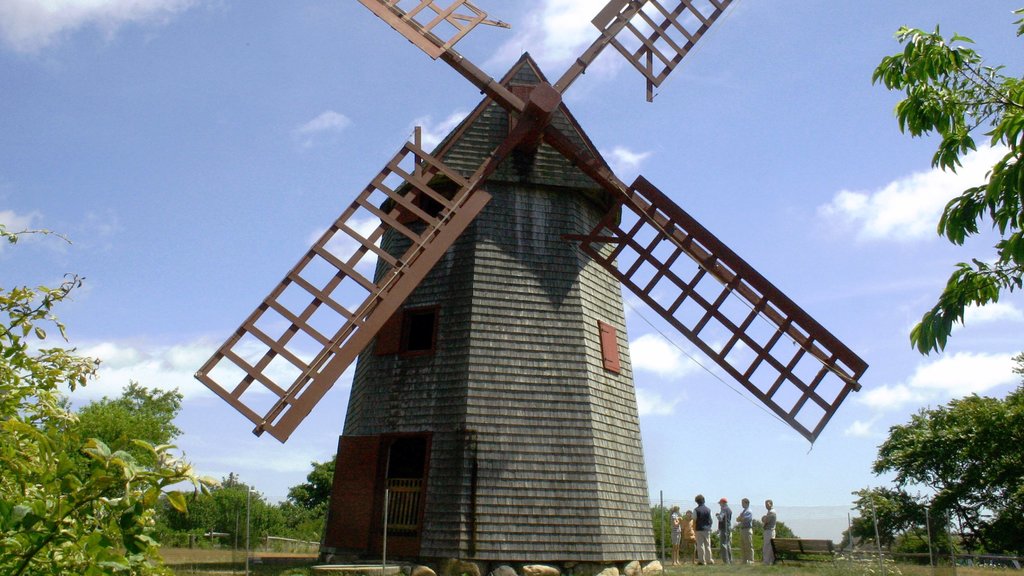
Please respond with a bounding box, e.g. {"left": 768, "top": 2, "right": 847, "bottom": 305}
{"left": 165, "top": 557, "right": 1016, "bottom": 576}
{"left": 161, "top": 547, "right": 317, "bottom": 575}
{"left": 664, "top": 561, "right": 1007, "bottom": 576}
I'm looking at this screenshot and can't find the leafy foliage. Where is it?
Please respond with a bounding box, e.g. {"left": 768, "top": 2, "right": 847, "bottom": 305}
{"left": 0, "top": 224, "right": 212, "bottom": 575}
{"left": 849, "top": 487, "right": 929, "bottom": 551}
{"left": 873, "top": 10, "right": 1024, "bottom": 353}
{"left": 76, "top": 382, "right": 184, "bottom": 467}
{"left": 872, "top": 359, "right": 1024, "bottom": 554}
{"left": 161, "top": 473, "right": 326, "bottom": 544}
{"left": 286, "top": 459, "right": 334, "bottom": 511}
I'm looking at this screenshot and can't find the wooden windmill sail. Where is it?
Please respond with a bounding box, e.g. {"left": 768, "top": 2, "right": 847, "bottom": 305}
{"left": 195, "top": 0, "right": 868, "bottom": 565}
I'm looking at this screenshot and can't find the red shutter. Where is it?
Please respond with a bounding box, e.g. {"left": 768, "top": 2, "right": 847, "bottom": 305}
{"left": 374, "top": 311, "right": 403, "bottom": 355}
{"left": 598, "top": 320, "right": 621, "bottom": 373}
{"left": 324, "top": 435, "right": 381, "bottom": 551}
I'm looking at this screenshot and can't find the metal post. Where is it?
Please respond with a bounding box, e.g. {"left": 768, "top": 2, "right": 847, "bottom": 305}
{"left": 847, "top": 512, "right": 854, "bottom": 558}
{"left": 383, "top": 442, "right": 392, "bottom": 573}
{"left": 245, "top": 488, "right": 252, "bottom": 576}
{"left": 383, "top": 487, "right": 390, "bottom": 574}
{"left": 925, "top": 506, "right": 935, "bottom": 568}
{"left": 235, "top": 510, "right": 240, "bottom": 575}
{"left": 869, "top": 494, "right": 885, "bottom": 576}
{"left": 660, "top": 491, "right": 665, "bottom": 563}
{"left": 947, "top": 517, "right": 957, "bottom": 574}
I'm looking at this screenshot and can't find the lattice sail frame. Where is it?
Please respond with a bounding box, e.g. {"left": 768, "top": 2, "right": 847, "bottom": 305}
{"left": 570, "top": 176, "right": 867, "bottom": 441}
{"left": 196, "top": 140, "right": 491, "bottom": 441}
{"left": 590, "top": 0, "right": 734, "bottom": 100}
{"left": 356, "top": 0, "right": 507, "bottom": 59}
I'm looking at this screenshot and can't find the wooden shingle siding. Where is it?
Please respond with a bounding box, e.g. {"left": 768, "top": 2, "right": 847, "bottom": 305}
{"left": 331, "top": 55, "right": 654, "bottom": 563}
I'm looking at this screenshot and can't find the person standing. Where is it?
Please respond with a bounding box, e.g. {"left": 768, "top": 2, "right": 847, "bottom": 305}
{"left": 762, "top": 499, "right": 777, "bottom": 565}
{"left": 681, "top": 510, "right": 696, "bottom": 564}
{"left": 737, "top": 498, "right": 754, "bottom": 564}
{"left": 670, "top": 505, "right": 683, "bottom": 565}
{"left": 716, "top": 498, "right": 733, "bottom": 564}
{"left": 693, "top": 494, "right": 714, "bottom": 565}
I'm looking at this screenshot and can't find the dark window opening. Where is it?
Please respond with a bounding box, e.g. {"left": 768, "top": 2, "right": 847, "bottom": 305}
{"left": 386, "top": 437, "right": 427, "bottom": 479}
{"left": 383, "top": 435, "right": 429, "bottom": 538}
{"left": 418, "top": 194, "right": 445, "bottom": 219}
{"left": 376, "top": 307, "right": 439, "bottom": 356}
{"left": 403, "top": 308, "right": 437, "bottom": 353}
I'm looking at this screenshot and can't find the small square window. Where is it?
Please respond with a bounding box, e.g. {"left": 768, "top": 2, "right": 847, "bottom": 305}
{"left": 375, "top": 306, "right": 439, "bottom": 356}
{"left": 403, "top": 308, "right": 438, "bottom": 354}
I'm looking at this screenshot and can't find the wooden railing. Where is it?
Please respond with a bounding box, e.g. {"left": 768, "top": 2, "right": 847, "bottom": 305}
{"left": 386, "top": 478, "right": 423, "bottom": 536}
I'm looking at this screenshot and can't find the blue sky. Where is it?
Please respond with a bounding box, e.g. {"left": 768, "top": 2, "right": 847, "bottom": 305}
{"left": 2, "top": 1, "right": 1022, "bottom": 540}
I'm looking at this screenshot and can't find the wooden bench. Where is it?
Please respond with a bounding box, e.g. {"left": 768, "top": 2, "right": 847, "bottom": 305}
{"left": 771, "top": 538, "right": 836, "bottom": 562}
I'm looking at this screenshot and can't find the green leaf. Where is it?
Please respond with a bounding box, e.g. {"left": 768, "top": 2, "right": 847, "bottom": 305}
{"left": 166, "top": 491, "right": 188, "bottom": 513}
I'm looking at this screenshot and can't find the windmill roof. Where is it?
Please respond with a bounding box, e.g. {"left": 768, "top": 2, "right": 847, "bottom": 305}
{"left": 429, "top": 53, "right": 617, "bottom": 212}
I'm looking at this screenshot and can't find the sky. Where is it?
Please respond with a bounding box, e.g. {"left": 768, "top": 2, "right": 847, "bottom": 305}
{"left": 2, "top": 0, "right": 1023, "bottom": 542}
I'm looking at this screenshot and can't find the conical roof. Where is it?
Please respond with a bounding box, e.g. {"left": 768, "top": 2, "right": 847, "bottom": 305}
{"left": 430, "top": 53, "right": 618, "bottom": 213}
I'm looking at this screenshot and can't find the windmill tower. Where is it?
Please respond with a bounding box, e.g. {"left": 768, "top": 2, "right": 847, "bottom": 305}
{"left": 196, "top": 0, "right": 868, "bottom": 568}
{"left": 323, "top": 56, "right": 653, "bottom": 563}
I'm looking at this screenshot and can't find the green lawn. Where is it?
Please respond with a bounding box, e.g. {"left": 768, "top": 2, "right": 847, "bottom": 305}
{"left": 664, "top": 561, "right": 997, "bottom": 576}
{"left": 165, "top": 555, "right": 1012, "bottom": 576}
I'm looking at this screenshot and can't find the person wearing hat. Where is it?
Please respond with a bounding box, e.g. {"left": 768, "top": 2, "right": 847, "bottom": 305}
{"left": 716, "top": 497, "right": 733, "bottom": 564}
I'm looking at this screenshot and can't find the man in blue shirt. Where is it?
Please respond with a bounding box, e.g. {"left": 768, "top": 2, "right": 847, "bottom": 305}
{"left": 693, "top": 494, "right": 714, "bottom": 565}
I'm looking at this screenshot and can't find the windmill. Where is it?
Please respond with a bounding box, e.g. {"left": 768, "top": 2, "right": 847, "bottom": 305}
{"left": 196, "top": 0, "right": 867, "bottom": 567}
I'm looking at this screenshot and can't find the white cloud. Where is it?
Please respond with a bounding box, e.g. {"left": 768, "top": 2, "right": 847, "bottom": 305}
{"left": 0, "top": 208, "right": 55, "bottom": 253}
{"left": 488, "top": 0, "right": 622, "bottom": 76}
{"left": 0, "top": 208, "right": 36, "bottom": 232}
{"left": 819, "top": 145, "right": 1008, "bottom": 242}
{"left": 907, "top": 351, "right": 1017, "bottom": 395}
{"left": 295, "top": 110, "right": 350, "bottom": 136}
{"left": 962, "top": 302, "right": 1024, "bottom": 326}
{"left": 72, "top": 339, "right": 217, "bottom": 404}
{"left": 411, "top": 111, "right": 469, "bottom": 151}
{"left": 860, "top": 351, "right": 1018, "bottom": 411}
{"left": 844, "top": 417, "right": 881, "bottom": 438}
{"left": 0, "top": 209, "right": 38, "bottom": 252}
{"left": 859, "top": 383, "right": 926, "bottom": 411}
{"left": 73, "top": 336, "right": 355, "bottom": 409}
{"left": 293, "top": 110, "right": 351, "bottom": 148}
{"left": 605, "top": 145, "right": 652, "bottom": 179}
{"left": 0, "top": 0, "right": 198, "bottom": 53}
{"left": 629, "top": 332, "right": 699, "bottom": 378}
{"left": 635, "top": 386, "right": 680, "bottom": 416}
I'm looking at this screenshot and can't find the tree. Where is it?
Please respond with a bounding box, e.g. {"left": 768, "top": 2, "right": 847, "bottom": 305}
{"left": 849, "top": 487, "right": 928, "bottom": 551}
{"left": 872, "top": 358, "right": 1024, "bottom": 554}
{"left": 76, "top": 382, "right": 183, "bottom": 467}
{"left": 873, "top": 9, "right": 1024, "bottom": 353}
{"left": 282, "top": 459, "right": 335, "bottom": 542}
{"left": 0, "top": 225, "right": 210, "bottom": 575}
{"left": 161, "top": 477, "right": 283, "bottom": 543}
{"left": 286, "top": 459, "right": 335, "bottom": 511}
